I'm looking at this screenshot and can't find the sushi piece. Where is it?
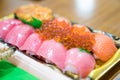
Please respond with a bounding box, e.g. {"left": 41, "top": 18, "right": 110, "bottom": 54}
{"left": 64, "top": 48, "right": 96, "bottom": 78}
{"left": 92, "top": 33, "right": 117, "bottom": 61}
{"left": 0, "top": 19, "right": 22, "bottom": 39}
{"left": 57, "top": 24, "right": 95, "bottom": 51}
{"left": 41, "top": 17, "right": 72, "bottom": 40}
{"left": 37, "top": 39, "right": 67, "bottom": 70}
{"left": 20, "top": 33, "right": 42, "bottom": 55}
{"left": 15, "top": 4, "right": 53, "bottom": 21}
{"left": 5, "top": 24, "right": 35, "bottom": 48}
{"left": 67, "top": 24, "right": 95, "bottom": 51}
{"left": 15, "top": 4, "right": 53, "bottom": 28}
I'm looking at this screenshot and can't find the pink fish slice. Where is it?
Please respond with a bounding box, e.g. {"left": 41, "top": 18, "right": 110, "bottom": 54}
{"left": 0, "top": 19, "right": 22, "bottom": 39}
{"left": 20, "top": 33, "right": 42, "bottom": 55}
{"left": 37, "top": 39, "right": 67, "bottom": 70}
{"left": 5, "top": 24, "right": 35, "bottom": 48}
{"left": 64, "top": 48, "right": 96, "bottom": 78}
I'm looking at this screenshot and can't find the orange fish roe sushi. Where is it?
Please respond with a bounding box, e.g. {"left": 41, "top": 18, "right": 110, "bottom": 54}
{"left": 60, "top": 24, "right": 95, "bottom": 51}
{"left": 62, "top": 32, "right": 95, "bottom": 51}
{"left": 41, "top": 18, "right": 72, "bottom": 40}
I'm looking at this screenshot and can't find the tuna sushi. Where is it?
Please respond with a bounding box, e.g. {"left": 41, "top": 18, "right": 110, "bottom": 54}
{"left": 5, "top": 24, "right": 35, "bottom": 48}
{"left": 20, "top": 33, "right": 42, "bottom": 55}
{"left": 0, "top": 19, "right": 22, "bottom": 39}
{"left": 64, "top": 48, "right": 96, "bottom": 78}
{"left": 37, "top": 39, "right": 67, "bottom": 70}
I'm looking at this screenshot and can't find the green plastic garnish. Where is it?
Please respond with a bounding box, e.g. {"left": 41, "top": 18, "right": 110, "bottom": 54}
{"left": 19, "top": 17, "right": 42, "bottom": 29}
{"left": 0, "top": 60, "right": 39, "bottom": 80}
{"left": 79, "top": 48, "right": 89, "bottom": 53}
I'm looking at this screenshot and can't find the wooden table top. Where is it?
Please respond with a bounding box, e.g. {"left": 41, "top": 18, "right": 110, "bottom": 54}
{"left": 0, "top": 0, "right": 120, "bottom": 37}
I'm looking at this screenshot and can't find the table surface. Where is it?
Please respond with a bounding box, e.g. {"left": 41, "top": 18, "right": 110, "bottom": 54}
{"left": 0, "top": 0, "right": 120, "bottom": 37}
{"left": 0, "top": 0, "right": 120, "bottom": 79}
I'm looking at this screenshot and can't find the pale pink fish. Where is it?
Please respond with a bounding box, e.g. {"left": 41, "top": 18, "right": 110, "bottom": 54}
{"left": 64, "top": 48, "right": 96, "bottom": 78}
{"left": 37, "top": 39, "right": 67, "bottom": 70}
{"left": 53, "top": 17, "right": 72, "bottom": 27}
{"left": 55, "top": 17, "right": 71, "bottom": 24}
{"left": 0, "top": 19, "right": 22, "bottom": 39}
{"left": 20, "top": 33, "right": 42, "bottom": 55}
{"left": 5, "top": 24, "right": 35, "bottom": 48}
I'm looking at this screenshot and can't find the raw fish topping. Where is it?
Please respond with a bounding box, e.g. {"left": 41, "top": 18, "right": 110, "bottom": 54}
{"left": 93, "top": 33, "right": 117, "bottom": 61}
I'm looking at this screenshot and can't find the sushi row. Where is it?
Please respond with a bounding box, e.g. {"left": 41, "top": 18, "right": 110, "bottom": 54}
{"left": 0, "top": 18, "right": 117, "bottom": 78}
{"left": 0, "top": 4, "right": 118, "bottom": 79}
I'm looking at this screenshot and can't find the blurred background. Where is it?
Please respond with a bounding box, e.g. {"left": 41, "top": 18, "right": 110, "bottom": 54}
{"left": 0, "top": 0, "right": 120, "bottom": 37}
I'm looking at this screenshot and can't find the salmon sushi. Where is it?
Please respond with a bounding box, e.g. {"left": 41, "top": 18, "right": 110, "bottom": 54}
{"left": 92, "top": 33, "right": 117, "bottom": 61}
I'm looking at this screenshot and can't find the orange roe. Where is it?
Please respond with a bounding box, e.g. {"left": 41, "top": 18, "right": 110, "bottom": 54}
{"left": 36, "top": 29, "right": 47, "bottom": 41}
{"left": 41, "top": 19, "right": 72, "bottom": 40}
{"left": 36, "top": 18, "right": 95, "bottom": 51}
